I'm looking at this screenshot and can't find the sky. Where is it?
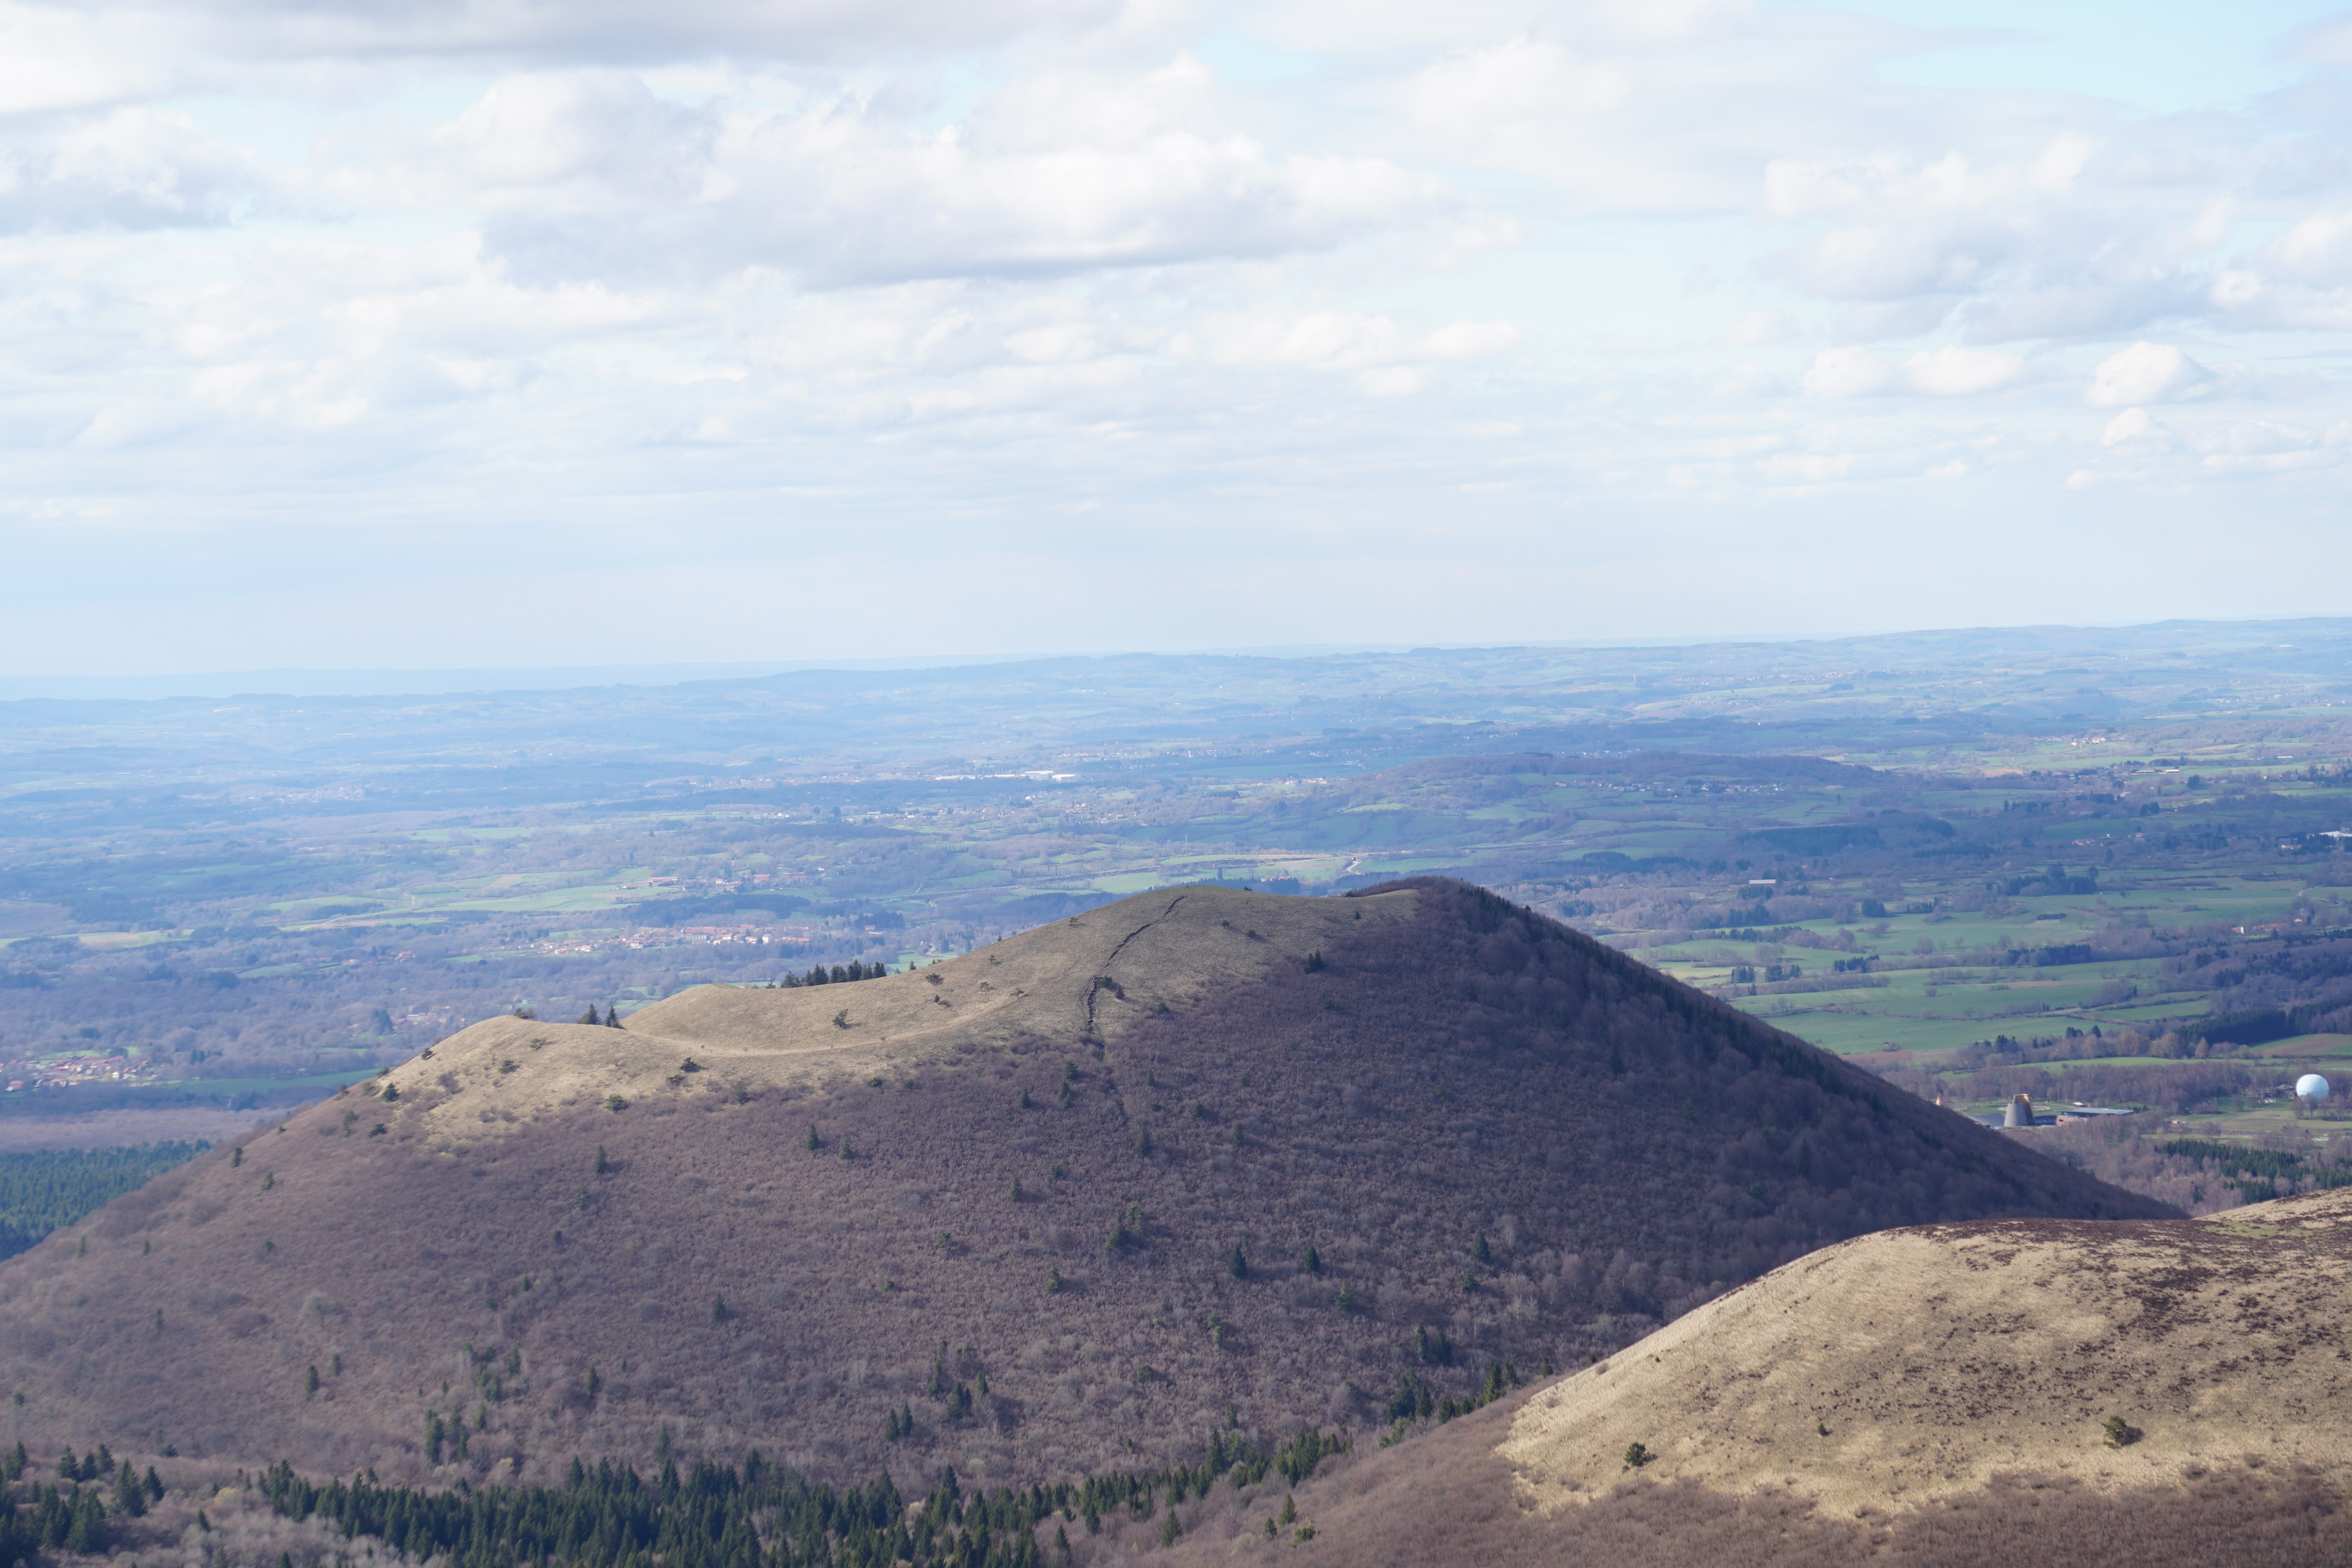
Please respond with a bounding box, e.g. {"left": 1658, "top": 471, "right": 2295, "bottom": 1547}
{"left": 6, "top": 0, "right": 2352, "bottom": 674}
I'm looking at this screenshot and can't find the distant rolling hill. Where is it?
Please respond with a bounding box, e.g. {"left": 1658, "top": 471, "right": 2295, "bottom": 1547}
{"left": 0, "top": 879, "right": 2167, "bottom": 1489}
{"left": 1169, "top": 1184, "right": 2352, "bottom": 1567}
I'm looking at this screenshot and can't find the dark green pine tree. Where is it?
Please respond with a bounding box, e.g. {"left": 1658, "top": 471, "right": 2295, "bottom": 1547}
{"left": 112, "top": 1460, "right": 146, "bottom": 1517}
{"left": 63, "top": 1488, "right": 103, "bottom": 1554}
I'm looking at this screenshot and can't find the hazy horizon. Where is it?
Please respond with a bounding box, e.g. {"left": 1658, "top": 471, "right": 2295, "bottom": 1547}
{"left": 8, "top": 611, "right": 2350, "bottom": 700}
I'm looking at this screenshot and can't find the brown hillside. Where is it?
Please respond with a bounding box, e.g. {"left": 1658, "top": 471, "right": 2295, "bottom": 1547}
{"left": 1162, "top": 1185, "right": 2352, "bottom": 1568}
{"left": 0, "top": 880, "right": 2166, "bottom": 1493}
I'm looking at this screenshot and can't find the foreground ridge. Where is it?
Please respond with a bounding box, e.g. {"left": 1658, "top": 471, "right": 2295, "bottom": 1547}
{"left": 1157, "top": 1185, "right": 2352, "bottom": 1568}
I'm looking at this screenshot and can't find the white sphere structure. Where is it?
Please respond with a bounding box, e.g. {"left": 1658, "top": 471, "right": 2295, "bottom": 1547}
{"left": 2297, "top": 1072, "right": 2332, "bottom": 1103}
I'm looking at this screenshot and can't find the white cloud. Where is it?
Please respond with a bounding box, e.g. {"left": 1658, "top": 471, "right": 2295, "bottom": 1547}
{"left": 1177, "top": 310, "right": 1407, "bottom": 369}
{"left": 0, "top": 4, "right": 181, "bottom": 113}
{"left": 6, "top": 0, "right": 2352, "bottom": 668}
{"left": 1723, "top": 309, "right": 1794, "bottom": 345}
{"left": 2264, "top": 209, "right": 2352, "bottom": 286}
{"left": 2065, "top": 405, "right": 2351, "bottom": 489}
{"left": 1760, "top": 137, "right": 2237, "bottom": 343}
{"left": 1756, "top": 448, "right": 1855, "bottom": 486}
{"left": 1167, "top": 312, "right": 1514, "bottom": 374}
{"left": 2086, "top": 342, "right": 2210, "bottom": 407}
{"left": 1391, "top": 8, "right": 1929, "bottom": 213}
{"left": 1708, "top": 360, "right": 1782, "bottom": 398}
{"left": 1800, "top": 346, "right": 1893, "bottom": 397}
{"left": 2208, "top": 210, "right": 2352, "bottom": 328}
{"left": 2189, "top": 419, "right": 2334, "bottom": 475}
{"left": 1358, "top": 366, "right": 1424, "bottom": 396}
{"left": 2200, "top": 419, "right": 2314, "bottom": 456}
{"left": 2290, "top": 12, "right": 2352, "bottom": 66}
{"left": 1902, "top": 345, "right": 2027, "bottom": 396}
{"left": 1806, "top": 343, "right": 2033, "bottom": 400}
{"left": 0, "top": 107, "right": 267, "bottom": 231}
{"left": 119, "top": 0, "right": 1145, "bottom": 71}
{"left": 379, "top": 63, "right": 1475, "bottom": 287}
{"left": 1420, "top": 319, "right": 1519, "bottom": 359}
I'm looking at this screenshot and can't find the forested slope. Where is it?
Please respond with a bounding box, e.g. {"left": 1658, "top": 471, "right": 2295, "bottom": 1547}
{"left": 0, "top": 881, "right": 2163, "bottom": 1490}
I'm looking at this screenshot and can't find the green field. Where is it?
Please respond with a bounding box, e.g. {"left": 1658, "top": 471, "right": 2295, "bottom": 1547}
{"left": 6, "top": 624, "right": 2352, "bottom": 1102}
{"left": 0, "top": 1069, "right": 379, "bottom": 1105}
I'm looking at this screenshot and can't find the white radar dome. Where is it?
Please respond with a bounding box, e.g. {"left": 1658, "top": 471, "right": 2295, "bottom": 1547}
{"left": 2297, "top": 1072, "right": 2332, "bottom": 1102}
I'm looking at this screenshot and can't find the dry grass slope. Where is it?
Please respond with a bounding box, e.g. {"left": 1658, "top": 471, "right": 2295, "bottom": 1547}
{"left": 1499, "top": 1187, "right": 2352, "bottom": 1514}
{"left": 0, "top": 880, "right": 2166, "bottom": 1502}
{"left": 378, "top": 882, "right": 1412, "bottom": 1142}
{"left": 1159, "top": 1186, "right": 2352, "bottom": 1568}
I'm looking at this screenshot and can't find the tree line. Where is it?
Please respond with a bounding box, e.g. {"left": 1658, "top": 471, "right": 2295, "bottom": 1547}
{"left": 0, "top": 1442, "right": 166, "bottom": 1567}
{"left": 0, "top": 1144, "right": 209, "bottom": 1262}
{"left": 247, "top": 1427, "right": 1351, "bottom": 1568}
{"left": 2154, "top": 1138, "right": 2352, "bottom": 1203}
{"left": 771, "top": 962, "right": 892, "bottom": 988}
